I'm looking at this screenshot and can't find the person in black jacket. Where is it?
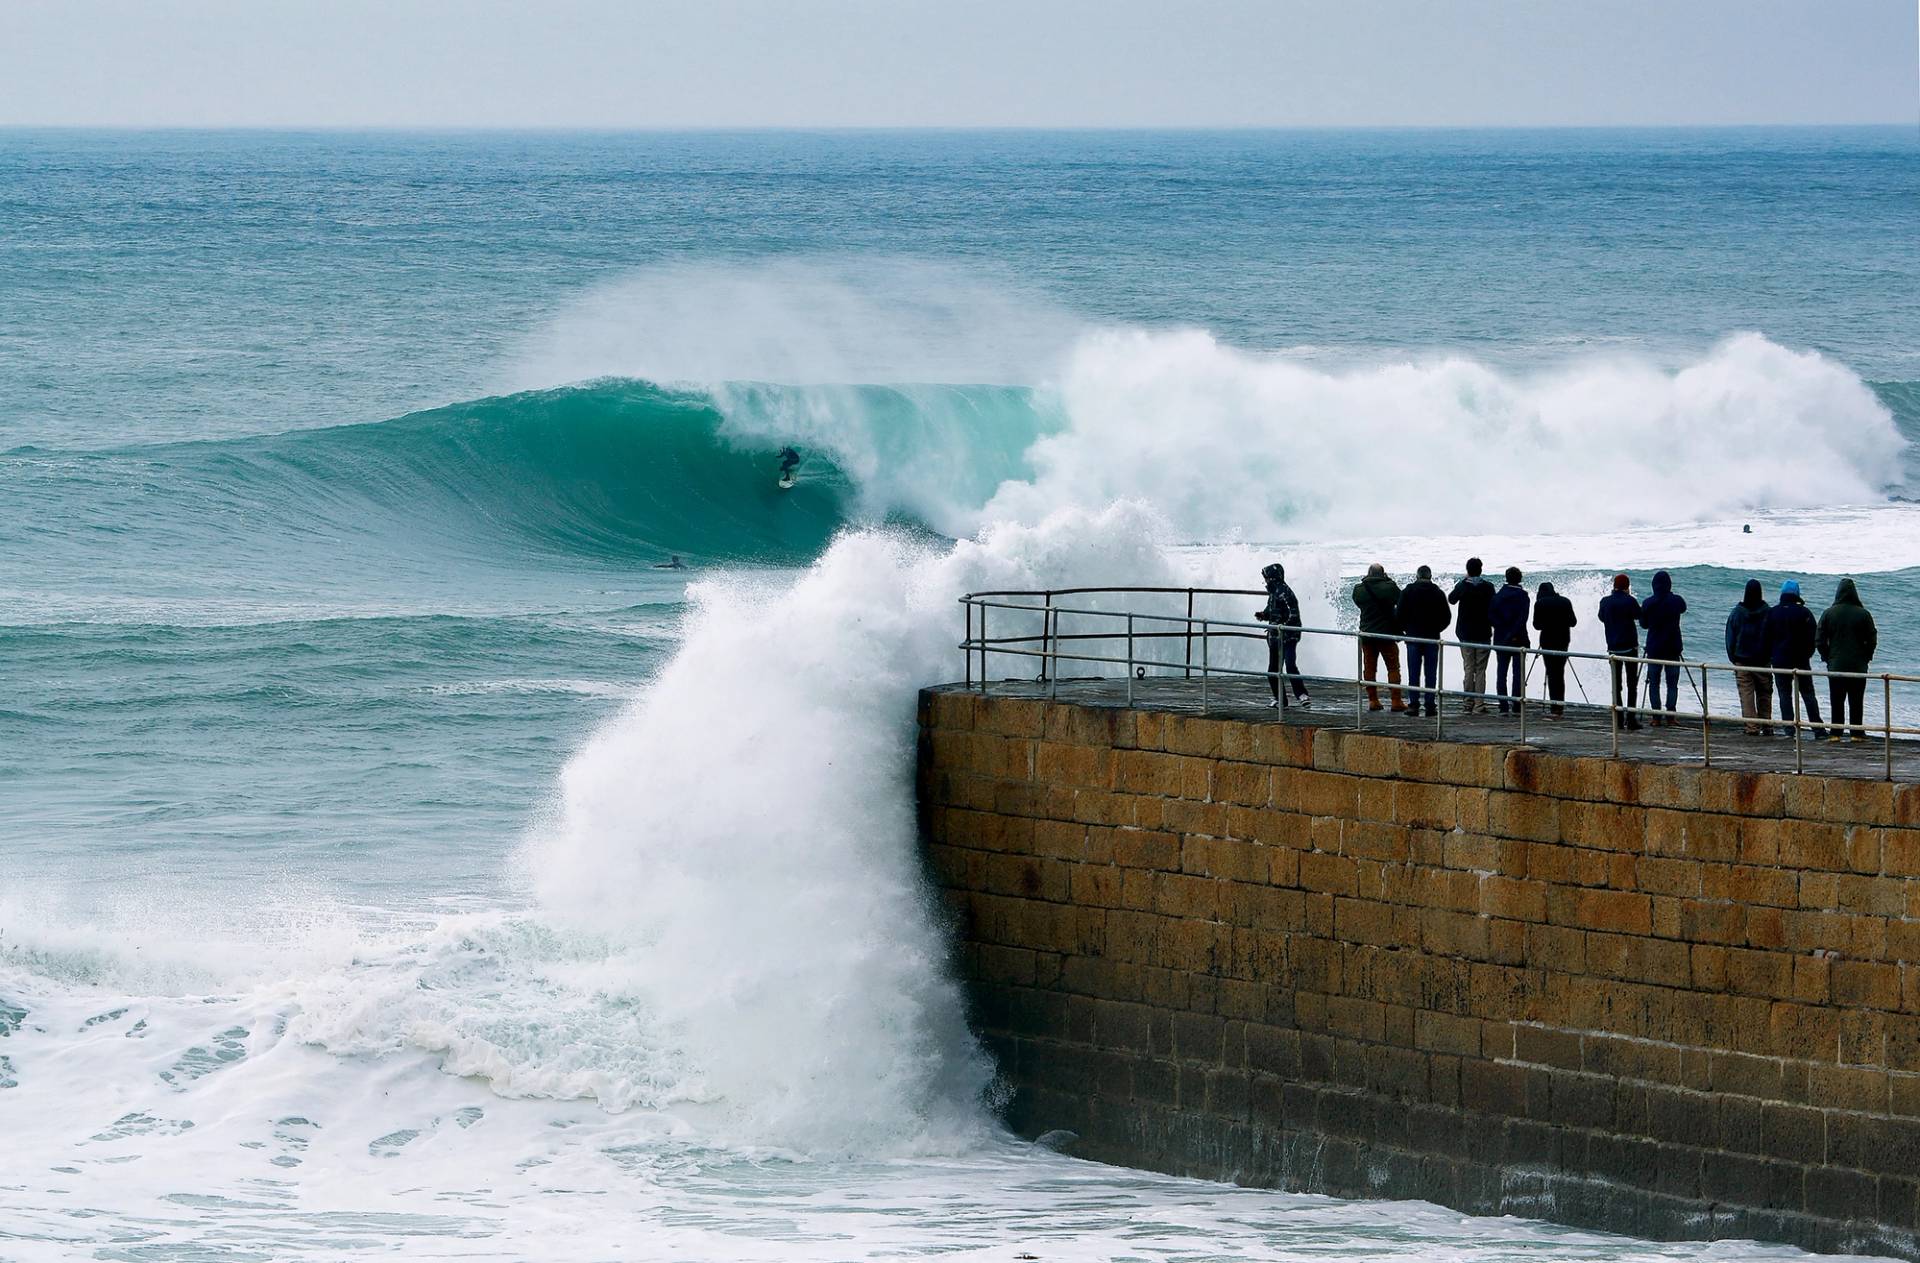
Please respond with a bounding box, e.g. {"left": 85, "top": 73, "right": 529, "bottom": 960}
{"left": 1532, "top": 581, "right": 1577, "bottom": 717}
{"left": 1638, "top": 570, "right": 1688, "bottom": 726}
{"left": 1724, "top": 579, "right": 1773, "bottom": 736}
{"left": 1763, "top": 580, "right": 1826, "bottom": 741}
{"left": 1351, "top": 563, "right": 1406, "bottom": 713}
{"left": 1488, "top": 567, "right": 1531, "bottom": 715}
{"left": 1447, "top": 557, "right": 1495, "bottom": 715}
{"left": 1817, "top": 578, "right": 1877, "bottom": 742}
{"left": 1395, "top": 565, "right": 1451, "bottom": 717}
{"left": 1598, "top": 574, "right": 1644, "bottom": 732}
{"left": 1254, "top": 562, "right": 1311, "bottom": 709}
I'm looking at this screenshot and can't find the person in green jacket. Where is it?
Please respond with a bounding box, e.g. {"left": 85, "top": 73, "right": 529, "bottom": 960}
{"left": 1351, "top": 563, "right": 1406, "bottom": 713}
{"left": 1817, "top": 578, "right": 1878, "bottom": 742}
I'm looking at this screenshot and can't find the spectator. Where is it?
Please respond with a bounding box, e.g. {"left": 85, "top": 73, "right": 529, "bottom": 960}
{"left": 1764, "top": 580, "right": 1827, "bottom": 741}
{"left": 1351, "top": 563, "right": 1406, "bottom": 713}
{"left": 1638, "top": 570, "right": 1688, "bottom": 727}
{"left": 1532, "top": 581, "right": 1577, "bottom": 717}
{"left": 1489, "top": 567, "right": 1531, "bottom": 715}
{"left": 1817, "top": 578, "right": 1878, "bottom": 743}
{"left": 1254, "top": 562, "right": 1311, "bottom": 709}
{"left": 1395, "top": 564, "right": 1451, "bottom": 718}
{"left": 1598, "top": 574, "right": 1644, "bottom": 732}
{"left": 1724, "top": 579, "right": 1773, "bottom": 736}
{"left": 1447, "top": 558, "right": 1495, "bottom": 714}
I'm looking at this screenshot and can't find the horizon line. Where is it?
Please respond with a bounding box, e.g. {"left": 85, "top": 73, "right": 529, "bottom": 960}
{"left": 2, "top": 120, "right": 1917, "bottom": 136}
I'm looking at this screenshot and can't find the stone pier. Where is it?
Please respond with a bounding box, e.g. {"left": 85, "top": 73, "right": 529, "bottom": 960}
{"left": 918, "top": 678, "right": 1920, "bottom": 1260}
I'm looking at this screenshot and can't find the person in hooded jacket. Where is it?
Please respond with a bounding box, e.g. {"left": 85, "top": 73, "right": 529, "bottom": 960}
{"left": 1531, "top": 581, "right": 1577, "bottom": 717}
{"left": 1395, "top": 564, "right": 1450, "bottom": 717}
{"left": 1637, "top": 570, "right": 1688, "bottom": 726}
{"left": 1488, "top": 567, "right": 1531, "bottom": 715}
{"left": 1817, "top": 578, "right": 1877, "bottom": 742}
{"left": 1447, "top": 557, "right": 1494, "bottom": 714}
{"left": 1351, "top": 563, "right": 1406, "bottom": 713}
{"left": 1724, "top": 579, "right": 1773, "bottom": 736}
{"left": 1598, "top": 574, "right": 1644, "bottom": 732}
{"left": 1254, "top": 562, "right": 1311, "bottom": 709}
{"left": 1764, "top": 580, "right": 1826, "bottom": 741}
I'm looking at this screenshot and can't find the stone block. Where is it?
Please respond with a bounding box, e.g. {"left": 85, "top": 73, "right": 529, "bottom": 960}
{"left": 1488, "top": 791, "right": 1562, "bottom": 844}
{"left": 1034, "top": 740, "right": 1112, "bottom": 790}
{"left": 1113, "top": 828, "right": 1181, "bottom": 870}
{"left": 1211, "top": 760, "right": 1272, "bottom": 808}
{"left": 1392, "top": 781, "right": 1458, "bottom": 830}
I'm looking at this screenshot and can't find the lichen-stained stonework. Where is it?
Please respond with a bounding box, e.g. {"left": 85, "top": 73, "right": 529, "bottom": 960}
{"left": 917, "top": 687, "right": 1920, "bottom": 1260}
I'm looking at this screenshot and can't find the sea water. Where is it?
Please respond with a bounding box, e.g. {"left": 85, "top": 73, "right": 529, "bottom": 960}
{"left": 2, "top": 128, "right": 1917, "bottom": 1261}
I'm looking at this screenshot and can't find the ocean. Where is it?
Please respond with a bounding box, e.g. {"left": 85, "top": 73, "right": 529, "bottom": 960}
{"left": 2, "top": 126, "right": 1917, "bottom": 1261}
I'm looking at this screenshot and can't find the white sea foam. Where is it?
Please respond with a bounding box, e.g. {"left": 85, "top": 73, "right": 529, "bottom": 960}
{"left": 988, "top": 328, "right": 1906, "bottom": 540}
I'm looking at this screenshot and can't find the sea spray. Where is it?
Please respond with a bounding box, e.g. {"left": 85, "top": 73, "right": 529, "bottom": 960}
{"left": 520, "top": 505, "right": 1192, "bottom": 1154}
{"left": 988, "top": 329, "right": 1907, "bottom": 538}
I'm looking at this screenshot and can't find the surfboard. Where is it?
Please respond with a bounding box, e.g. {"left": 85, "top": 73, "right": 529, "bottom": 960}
{"left": 777, "top": 473, "right": 796, "bottom": 490}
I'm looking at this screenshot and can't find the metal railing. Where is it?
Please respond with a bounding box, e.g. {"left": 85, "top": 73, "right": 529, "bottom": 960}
{"left": 959, "top": 587, "right": 1919, "bottom": 781}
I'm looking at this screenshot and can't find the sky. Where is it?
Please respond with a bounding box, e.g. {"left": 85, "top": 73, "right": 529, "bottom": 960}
{"left": 1, "top": 0, "right": 1915, "bottom": 129}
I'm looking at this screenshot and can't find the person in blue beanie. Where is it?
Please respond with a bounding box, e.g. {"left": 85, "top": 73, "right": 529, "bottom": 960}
{"left": 1763, "top": 580, "right": 1826, "bottom": 741}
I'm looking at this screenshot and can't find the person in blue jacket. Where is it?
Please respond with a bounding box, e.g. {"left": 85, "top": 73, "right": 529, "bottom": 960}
{"left": 1598, "top": 574, "right": 1644, "bottom": 732}
{"left": 1488, "top": 567, "right": 1531, "bottom": 715}
{"left": 1637, "top": 570, "right": 1688, "bottom": 726}
{"left": 1763, "top": 579, "right": 1826, "bottom": 741}
{"left": 1724, "top": 579, "right": 1773, "bottom": 736}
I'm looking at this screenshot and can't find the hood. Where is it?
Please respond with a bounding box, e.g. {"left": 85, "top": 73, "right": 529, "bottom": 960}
{"left": 1742, "top": 579, "right": 1764, "bottom": 609}
{"left": 1262, "top": 562, "right": 1286, "bottom": 587}
{"left": 1651, "top": 570, "right": 1672, "bottom": 596}
{"left": 1537, "top": 582, "right": 1558, "bottom": 600}
{"left": 1361, "top": 573, "right": 1398, "bottom": 597}
{"left": 1835, "top": 578, "right": 1861, "bottom": 606}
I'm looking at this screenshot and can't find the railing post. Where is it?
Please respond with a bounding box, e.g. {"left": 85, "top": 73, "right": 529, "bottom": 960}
{"left": 1793, "top": 670, "right": 1804, "bottom": 774}
{"left": 1610, "top": 656, "right": 1620, "bottom": 759}
{"left": 1049, "top": 606, "right": 1059, "bottom": 700}
{"left": 964, "top": 600, "right": 973, "bottom": 690}
{"left": 1200, "top": 619, "right": 1210, "bottom": 711}
{"left": 979, "top": 603, "right": 989, "bottom": 692}
{"left": 1518, "top": 650, "right": 1529, "bottom": 744}
{"left": 1356, "top": 636, "right": 1365, "bottom": 727}
{"left": 1039, "top": 593, "right": 1052, "bottom": 684}
{"left": 1185, "top": 589, "right": 1195, "bottom": 679}
{"left": 1126, "top": 614, "right": 1135, "bottom": 705}
{"left": 1885, "top": 674, "right": 1894, "bottom": 782}
{"left": 1435, "top": 642, "right": 1445, "bottom": 738}
{"left": 1701, "top": 665, "right": 1711, "bottom": 767}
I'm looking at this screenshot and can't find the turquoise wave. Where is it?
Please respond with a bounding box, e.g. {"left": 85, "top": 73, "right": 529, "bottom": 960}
{"left": 1, "top": 379, "right": 1052, "bottom": 573}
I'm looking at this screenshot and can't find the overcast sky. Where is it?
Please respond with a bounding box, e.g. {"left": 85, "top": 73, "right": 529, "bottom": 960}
{"left": 2, "top": 0, "right": 1915, "bottom": 129}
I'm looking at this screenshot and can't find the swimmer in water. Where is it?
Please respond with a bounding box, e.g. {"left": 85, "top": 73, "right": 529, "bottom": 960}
{"left": 654, "top": 554, "right": 687, "bottom": 571}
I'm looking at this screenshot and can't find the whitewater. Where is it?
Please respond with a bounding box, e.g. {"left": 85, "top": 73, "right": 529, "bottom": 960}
{"left": 3, "top": 127, "right": 1918, "bottom": 1261}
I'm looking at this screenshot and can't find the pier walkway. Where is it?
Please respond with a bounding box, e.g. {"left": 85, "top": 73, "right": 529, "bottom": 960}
{"left": 956, "top": 586, "right": 1920, "bottom": 784}
{"left": 942, "top": 673, "right": 1919, "bottom": 782}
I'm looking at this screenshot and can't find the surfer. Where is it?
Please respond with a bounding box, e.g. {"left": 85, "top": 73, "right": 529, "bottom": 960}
{"left": 777, "top": 446, "right": 801, "bottom": 487}
{"left": 654, "top": 555, "right": 687, "bottom": 571}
